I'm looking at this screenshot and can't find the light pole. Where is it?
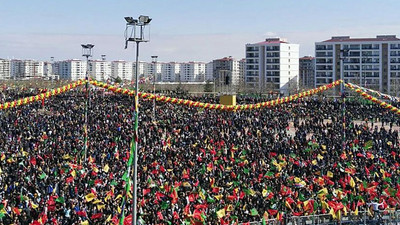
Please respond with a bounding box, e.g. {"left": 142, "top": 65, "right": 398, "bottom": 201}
{"left": 340, "top": 48, "right": 348, "bottom": 153}
{"left": 81, "top": 44, "right": 94, "bottom": 162}
{"left": 124, "top": 15, "right": 151, "bottom": 225}
{"left": 151, "top": 56, "right": 158, "bottom": 121}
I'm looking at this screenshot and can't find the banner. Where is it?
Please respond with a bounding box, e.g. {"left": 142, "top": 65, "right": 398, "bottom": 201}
{"left": 0, "top": 80, "right": 85, "bottom": 110}
{"left": 89, "top": 80, "right": 342, "bottom": 111}
{"left": 345, "top": 83, "right": 400, "bottom": 116}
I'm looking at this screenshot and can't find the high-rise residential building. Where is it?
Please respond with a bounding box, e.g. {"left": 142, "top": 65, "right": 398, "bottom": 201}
{"left": 245, "top": 37, "right": 299, "bottom": 95}
{"left": 299, "top": 56, "right": 315, "bottom": 89}
{"left": 161, "top": 62, "right": 181, "bottom": 82}
{"left": 180, "top": 62, "right": 206, "bottom": 82}
{"left": 213, "top": 56, "right": 241, "bottom": 86}
{"left": 133, "top": 61, "right": 149, "bottom": 79}
{"left": 0, "top": 59, "right": 11, "bottom": 80}
{"left": 315, "top": 35, "right": 400, "bottom": 95}
{"left": 58, "top": 60, "right": 87, "bottom": 80}
{"left": 148, "top": 62, "right": 162, "bottom": 82}
{"left": 10, "top": 60, "right": 44, "bottom": 79}
{"left": 90, "top": 60, "right": 111, "bottom": 81}
{"left": 239, "top": 58, "right": 246, "bottom": 87}
{"left": 205, "top": 62, "right": 214, "bottom": 81}
{"left": 111, "top": 60, "right": 133, "bottom": 81}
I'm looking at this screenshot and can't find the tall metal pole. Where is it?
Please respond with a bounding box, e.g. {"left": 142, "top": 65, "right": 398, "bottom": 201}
{"left": 84, "top": 55, "right": 89, "bottom": 162}
{"left": 132, "top": 40, "right": 140, "bottom": 225}
{"left": 151, "top": 56, "right": 158, "bottom": 121}
{"left": 340, "top": 49, "right": 347, "bottom": 153}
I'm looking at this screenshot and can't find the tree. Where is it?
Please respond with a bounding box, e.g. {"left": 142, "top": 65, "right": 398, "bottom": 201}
{"left": 114, "top": 76, "right": 122, "bottom": 84}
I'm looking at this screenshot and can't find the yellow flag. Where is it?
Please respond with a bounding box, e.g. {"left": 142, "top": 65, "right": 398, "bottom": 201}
{"left": 81, "top": 221, "right": 89, "bottom": 225}
{"left": 349, "top": 176, "right": 355, "bottom": 188}
{"left": 312, "top": 160, "right": 317, "bottom": 165}
{"left": 214, "top": 194, "right": 223, "bottom": 200}
{"left": 104, "top": 164, "right": 110, "bottom": 173}
{"left": 262, "top": 189, "right": 268, "bottom": 197}
{"left": 85, "top": 193, "right": 96, "bottom": 202}
{"left": 329, "top": 208, "right": 336, "bottom": 219}
{"left": 31, "top": 201, "right": 39, "bottom": 209}
{"left": 116, "top": 194, "right": 122, "bottom": 200}
{"left": 71, "top": 170, "right": 76, "bottom": 178}
{"left": 117, "top": 206, "right": 121, "bottom": 214}
{"left": 226, "top": 204, "right": 233, "bottom": 212}
{"left": 327, "top": 171, "right": 334, "bottom": 178}
{"left": 63, "top": 154, "right": 71, "bottom": 160}
{"left": 92, "top": 199, "right": 102, "bottom": 204}
{"left": 354, "top": 206, "right": 359, "bottom": 216}
{"left": 249, "top": 189, "right": 256, "bottom": 196}
{"left": 199, "top": 191, "right": 205, "bottom": 200}
{"left": 216, "top": 208, "right": 225, "bottom": 218}
{"left": 317, "top": 154, "right": 324, "bottom": 160}
{"left": 97, "top": 204, "right": 105, "bottom": 210}
{"left": 106, "top": 214, "right": 112, "bottom": 222}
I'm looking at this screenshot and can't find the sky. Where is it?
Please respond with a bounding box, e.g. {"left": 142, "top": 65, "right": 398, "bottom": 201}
{"left": 1, "top": 0, "right": 400, "bottom": 63}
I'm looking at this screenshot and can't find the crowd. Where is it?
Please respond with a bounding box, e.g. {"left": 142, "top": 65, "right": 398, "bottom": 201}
{"left": 0, "top": 85, "right": 399, "bottom": 225}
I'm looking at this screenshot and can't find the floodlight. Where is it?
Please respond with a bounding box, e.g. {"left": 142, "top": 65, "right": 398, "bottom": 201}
{"left": 139, "top": 15, "right": 152, "bottom": 24}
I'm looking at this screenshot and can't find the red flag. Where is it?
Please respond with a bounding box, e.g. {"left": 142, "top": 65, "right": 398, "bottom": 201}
{"left": 91, "top": 213, "right": 103, "bottom": 220}
{"left": 143, "top": 189, "right": 151, "bottom": 196}
{"left": 173, "top": 211, "right": 179, "bottom": 220}
{"left": 13, "top": 207, "right": 21, "bottom": 215}
{"left": 65, "top": 176, "right": 74, "bottom": 184}
{"left": 123, "top": 215, "right": 132, "bottom": 225}
{"left": 30, "top": 157, "right": 37, "bottom": 165}
{"left": 157, "top": 211, "right": 163, "bottom": 220}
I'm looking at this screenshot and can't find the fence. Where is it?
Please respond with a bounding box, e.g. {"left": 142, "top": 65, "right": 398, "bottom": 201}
{"left": 240, "top": 210, "right": 400, "bottom": 225}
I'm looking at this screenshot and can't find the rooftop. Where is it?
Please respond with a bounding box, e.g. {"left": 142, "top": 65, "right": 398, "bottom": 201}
{"left": 322, "top": 35, "right": 400, "bottom": 42}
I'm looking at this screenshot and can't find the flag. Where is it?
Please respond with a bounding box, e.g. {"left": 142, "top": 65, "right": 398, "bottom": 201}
{"left": 327, "top": 171, "right": 333, "bottom": 178}
{"left": 39, "top": 172, "right": 47, "bottom": 179}
{"left": 103, "top": 164, "right": 110, "bottom": 173}
{"left": 91, "top": 213, "right": 102, "bottom": 220}
{"left": 216, "top": 208, "right": 225, "bottom": 218}
{"left": 55, "top": 197, "right": 64, "bottom": 204}
{"left": 85, "top": 193, "right": 96, "bottom": 202}
{"left": 13, "top": 207, "right": 21, "bottom": 215}
{"left": 250, "top": 208, "right": 259, "bottom": 216}
{"left": 80, "top": 221, "right": 89, "bottom": 225}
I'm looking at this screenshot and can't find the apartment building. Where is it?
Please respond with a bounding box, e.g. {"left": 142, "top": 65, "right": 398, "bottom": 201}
{"left": 0, "top": 59, "right": 11, "bottom": 80}
{"left": 90, "top": 60, "right": 111, "bottom": 81}
{"left": 213, "top": 56, "right": 242, "bottom": 86}
{"left": 57, "top": 60, "right": 87, "bottom": 80}
{"left": 11, "top": 60, "right": 44, "bottom": 79}
{"left": 111, "top": 61, "right": 133, "bottom": 81}
{"left": 315, "top": 35, "right": 400, "bottom": 95}
{"left": 245, "top": 37, "right": 299, "bottom": 95}
{"left": 180, "top": 62, "right": 206, "bottom": 82}
{"left": 299, "top": 56, "right": 315, "bottom": 89}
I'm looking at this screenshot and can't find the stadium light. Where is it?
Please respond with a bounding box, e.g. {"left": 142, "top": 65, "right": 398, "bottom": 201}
{"left": 124, "top": 15, "right": 152, "bottom": 225}
{"left": 81, "top": 43, "right": 94, "bottom": 163}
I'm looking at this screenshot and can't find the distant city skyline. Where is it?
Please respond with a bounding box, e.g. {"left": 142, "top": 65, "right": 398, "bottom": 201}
{"left": 1, "top": 0, "right": 400, "bottom": 62}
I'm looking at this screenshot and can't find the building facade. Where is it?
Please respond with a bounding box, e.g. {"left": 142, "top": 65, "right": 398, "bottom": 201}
{"left": 111, "top": 61, "right": 133, "bottom": 81}
{"left": 161, "top": 62, "right": 180, "bottom": 82}
{"left": 299, "top": 56, "right": 315, "bottom": 89}
{"left": 180, "top": 62, "right": 206, "bottom": 82}
{"left": 315, "top": 35, "right": 400, "bottom": 95}
{"left": 213, "top": 57, "right": 241, "bottom": 86}
{"left": 57, "top": 60, "right": 87, "bottom": 80}
{"left": 0, "top": 59, "right": 11, "bottom": 80}
{"left": 245, "top": 38, "right": 299, "bottom": 95}
{"left": 90, "top": 60, "right": 111, "bottom": 81}
{"left": 10, "top": 60, "right": 44, "bottom": 79}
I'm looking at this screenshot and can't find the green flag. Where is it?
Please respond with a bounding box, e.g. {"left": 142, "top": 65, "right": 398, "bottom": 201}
{"left": 250, "top": 208, "right": 259, "bottom": 216}
{"left": 110, "top": 180, "right": 118, "bottom": 186}
{"left": 56, "top": 197, "right": 65, "bottom": 204}
{"left": 161, "top": 201, "right": 169, "bottom": 210}
{"left": 243, "top": 168, "right": 249, "bottom": 174}
{"left": 39, "top": 172, "right": 47, "bottom": 179}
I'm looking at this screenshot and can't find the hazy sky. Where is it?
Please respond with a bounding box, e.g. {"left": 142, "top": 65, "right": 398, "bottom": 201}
{"left": 1, "top": 0, "right": 400, "bottom": 62}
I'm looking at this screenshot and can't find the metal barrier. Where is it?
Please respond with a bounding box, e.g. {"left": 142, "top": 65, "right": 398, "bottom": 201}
{"left": 240, "top": 210, "right": 400, "bottom": 225}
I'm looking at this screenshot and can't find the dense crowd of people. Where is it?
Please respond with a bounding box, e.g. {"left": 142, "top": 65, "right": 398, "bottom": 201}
{"left": 0, "top": 84, "right": 399, "bottom": 225}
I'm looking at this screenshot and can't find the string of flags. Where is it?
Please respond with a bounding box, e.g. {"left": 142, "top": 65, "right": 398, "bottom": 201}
{"left": 346, "top": 82, "right": 400, "bottom": 102}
